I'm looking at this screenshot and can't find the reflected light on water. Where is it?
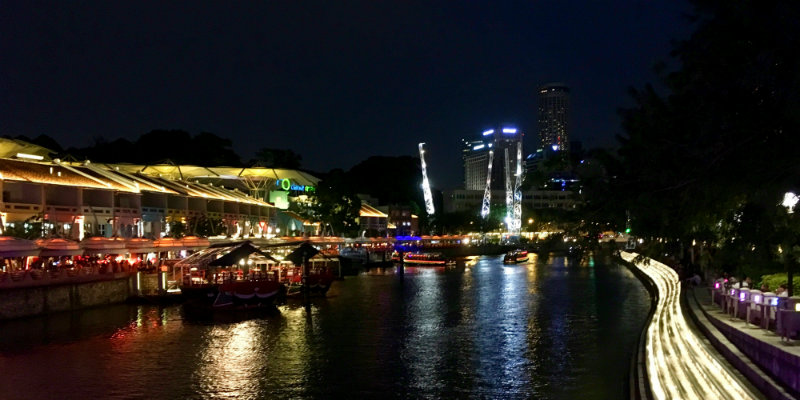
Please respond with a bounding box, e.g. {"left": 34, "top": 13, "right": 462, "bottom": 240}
{"left": 195, "top": 321, "right": 264, "bottom": 399}
{"left": 0, "top": 256, "right": 651, "bottom": 400}
{"left": 404, "top": 266, "right": 445, "bottom": 392}
{"left": 499, "top": 263, "right": 529, "bottom": 392}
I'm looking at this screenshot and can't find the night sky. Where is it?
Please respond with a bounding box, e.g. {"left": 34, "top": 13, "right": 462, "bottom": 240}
{"left": 1, "top": 1, "right": 691, "bottom": 189}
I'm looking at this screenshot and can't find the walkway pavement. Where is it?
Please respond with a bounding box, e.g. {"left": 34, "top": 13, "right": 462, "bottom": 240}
{"left": 693, "top": 287, "right": 800, "bottom": 357}
{"left": 688, "top": 286, "right": 800, "bottom": 399}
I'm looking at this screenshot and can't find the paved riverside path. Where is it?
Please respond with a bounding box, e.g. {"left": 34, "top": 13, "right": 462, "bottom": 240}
{"left": 621, "top": 252, "right": 761, "bottom": 400}
{"left": 693, "top": 288, "right": 800, "bottom": 359}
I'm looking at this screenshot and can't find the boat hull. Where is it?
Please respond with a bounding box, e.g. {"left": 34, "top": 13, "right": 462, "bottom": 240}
{"left": 503, "top": 251, "right": 529, "bottom": 264}
{"left": 402, "top": 252, "right": 453, "bottom": 266}
{"left": 181, "top": 281, "right": 286, "bottom": 315}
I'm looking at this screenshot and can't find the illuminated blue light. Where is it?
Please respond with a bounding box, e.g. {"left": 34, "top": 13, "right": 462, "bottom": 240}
{"left": 482, "top": 129, "right": 494, "bottom": 136}
{"left": 396, "top": 235, "right": 421, "bottom": 241}
{"left": 473, "top": 144, "right": 485, "bottom": 150}
{"left": 552, "top": 145, "right": 559, "bottom": 151}
{"left": 502, "top": 128, "right": 517, "bottom": 134}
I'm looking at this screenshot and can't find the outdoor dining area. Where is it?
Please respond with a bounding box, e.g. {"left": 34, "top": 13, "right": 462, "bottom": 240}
{"left": 0, "top": 235, "right": 210, "bottom": 288}
{"left": 710, "top": 281, "right": 800, "bottom": 341}
{"left": 175, "top": 240, "right": 340, "bottom": 289}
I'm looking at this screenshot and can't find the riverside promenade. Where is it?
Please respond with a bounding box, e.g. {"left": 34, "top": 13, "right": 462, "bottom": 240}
{"left": 621, "top": 252, "right": 762, "bottom": 400}
{"left": 686, "top": 285, "right": 800, "bottom": 399}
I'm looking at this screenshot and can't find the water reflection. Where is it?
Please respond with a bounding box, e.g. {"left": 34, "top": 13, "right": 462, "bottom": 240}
{"left": 0, "top": 255, "right": 649, "bottom": 400}
{"left": 194, "top": 321, "right": 264, "bottom": 399}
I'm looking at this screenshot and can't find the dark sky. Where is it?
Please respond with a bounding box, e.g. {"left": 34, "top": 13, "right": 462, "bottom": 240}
{"left": 1, "top": 1, "right": 691, "bottom": 189}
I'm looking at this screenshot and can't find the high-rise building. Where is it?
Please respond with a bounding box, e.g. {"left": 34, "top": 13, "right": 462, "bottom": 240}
{"left": 538, "top": 83, "right": 570, "bottom": 153}
{"left": 462, "top": 127, "right": 523, "bottom": 191}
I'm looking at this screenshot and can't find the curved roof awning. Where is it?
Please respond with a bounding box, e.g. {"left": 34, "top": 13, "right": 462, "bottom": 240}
{"left": 80, "top": 237, "right": 127, "bottom": 253}
{"left": 153, "top": 237, "right": 183, "bottom": 251}
{"left": 0, "top": 237, "right": 40, "bottom": 257}
{"left": 125, "top": 238, "right": 157, "bottom": 254}
{"left": 35, "top": 238, "right": 83, "bottom": 256}
{"left": 181, "top": 236, "right": 210, "bottom": 250}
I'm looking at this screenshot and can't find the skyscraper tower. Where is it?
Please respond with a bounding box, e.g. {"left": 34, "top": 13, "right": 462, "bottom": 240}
{"left": 538, "top": 83, "right": 570, "bottom": 153}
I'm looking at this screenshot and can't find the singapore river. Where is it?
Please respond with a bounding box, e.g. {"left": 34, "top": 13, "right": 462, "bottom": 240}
{"left": 0, "top": 254, "right": 649, "bottom": 400}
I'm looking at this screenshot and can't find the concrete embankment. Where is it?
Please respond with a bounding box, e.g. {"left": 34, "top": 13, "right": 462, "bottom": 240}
{"left": 0, "top": 275, "right": 134, "bottom": 320}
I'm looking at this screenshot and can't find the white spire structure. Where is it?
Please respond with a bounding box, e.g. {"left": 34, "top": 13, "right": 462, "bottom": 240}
{"left": 480, "top": 150, "right": 494, "bottom": 219}
{"left": 512, "top": 141, "right": 523, "bottom": 236}
{"left": 504, "top": 148, "right": 513, "bottom": 231}
{"left": 418, "top": 143, "right": 435, "bottom": 215}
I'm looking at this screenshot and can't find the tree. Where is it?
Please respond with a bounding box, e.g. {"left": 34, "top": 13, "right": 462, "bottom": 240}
{"left": 65, "top": 130, "right": 243, "bottom": 166}
{"left": 616, "top": 0, "right": 800, "bottom": 277}
{"left": 306, "top": 169, "right": 361, "bottom": 237}
{"left": 251, "top": 148, "right": 302, "bottom": 169}
{"left": 346, "top": 156, "right": 423, "bottom": 205}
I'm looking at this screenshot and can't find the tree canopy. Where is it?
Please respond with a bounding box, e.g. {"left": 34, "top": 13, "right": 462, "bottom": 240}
{"left": 251, "top": 148, "right": 302, "bottom": 169}
{"left": 615, "top": 0, "right": 800, "bottom": 279}
{"left": 63, "top": 129, "right": 242, "bottom": 166}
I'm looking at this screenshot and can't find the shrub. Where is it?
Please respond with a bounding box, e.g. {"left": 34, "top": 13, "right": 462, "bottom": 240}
{"left": 759, "top": 273, "right": 800, "bottom": 294}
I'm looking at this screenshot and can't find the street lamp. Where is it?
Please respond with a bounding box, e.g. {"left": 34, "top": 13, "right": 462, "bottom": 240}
{"left": 782, "top": 191, "right": 798, "bottom": 296}
{"left": 782, "top": 192, "right": 798, "bottom": 213}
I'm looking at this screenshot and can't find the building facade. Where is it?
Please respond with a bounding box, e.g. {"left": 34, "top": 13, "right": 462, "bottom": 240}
{"left": 0, "top": 156, "right": 277, "bottom": 241}
{"left": 538, "top": 83, "right": 570, "bottom": 153}
{"left": 442, "top": 189, "right": 577, "bottom": 214}
{"left": 462, "top": 127, "right": 524, "bottom": 191}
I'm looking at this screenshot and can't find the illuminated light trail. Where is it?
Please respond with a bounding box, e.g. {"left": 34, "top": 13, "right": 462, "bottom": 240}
{"left": 511, "top": 141, "right": 522, "bottom": 236}
{"left": 504, "top": 148, "right": 512, "bottom": 230}
{"left": 480, "top": 150, "right": 494, "bottom": 219}
{"left": 418, "top": 143, "right": 435, "bottom": 215}
{"left": 620, "top": 252, "right": 758, "bottom": 400}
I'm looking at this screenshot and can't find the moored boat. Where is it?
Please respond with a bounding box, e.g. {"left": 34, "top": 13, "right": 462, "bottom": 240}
{"left": 503, "top": 250, "right": 529, "bottom": 264}
{"left": 177, "top": 241, "right": 286, "bottom": 314}
{"left": 402, "top": 252, "right": 454, "bottom": 266}
{"left": 284, "top": 269, "right": 336, "bottom": 298}
{"left": 212, "top": 280, "right": 285, "bottom": 307}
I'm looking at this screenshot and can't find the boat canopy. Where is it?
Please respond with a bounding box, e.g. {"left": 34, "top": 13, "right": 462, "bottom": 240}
{"left": 175, "top": 241, "right": 276, "bottom": 270}
{"left": 285, "top": 241, "right": 320, "bottom": 265}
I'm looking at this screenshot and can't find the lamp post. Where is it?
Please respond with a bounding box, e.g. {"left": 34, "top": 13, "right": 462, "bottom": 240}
{"left": 782, "top": 192, "right": 798, "bottom": 296}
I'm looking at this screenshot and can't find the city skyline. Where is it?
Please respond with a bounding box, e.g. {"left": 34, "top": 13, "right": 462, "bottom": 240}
{"left": 1, "top": 1, "right": 692, "bottom": 189}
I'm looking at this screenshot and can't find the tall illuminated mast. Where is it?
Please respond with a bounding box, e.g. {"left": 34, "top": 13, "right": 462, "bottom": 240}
{"left": 480, "top": 150, "right": 494, "bottom": 219}
{"left": 418, "top": 143, "right": 435, "bottom": 215}
{"left": 504, "top": 148, "right": 513, "bottom": 231}
{"left": 512, "top": 141, "right": 523, "bottom": 236}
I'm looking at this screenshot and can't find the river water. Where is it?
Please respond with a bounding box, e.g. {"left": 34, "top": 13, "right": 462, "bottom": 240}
{"left": 0, "top": 254, "right": 649, "bottom": 400}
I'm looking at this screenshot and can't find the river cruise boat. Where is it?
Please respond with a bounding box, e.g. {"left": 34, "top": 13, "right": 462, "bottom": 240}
{"left": 177, "top": 241, "right": 287, "bottom": 313}
{"left": 283, "top": 266, "right": 336, "bottom": 298}
{"left": 391, "top": 251, "right": 402, "bottom": 262}
{"left": 503, "top": 250, "right": 529, "bottom": 264}
{"left": 402, "top": 252, "right": 454, "bottom": 266}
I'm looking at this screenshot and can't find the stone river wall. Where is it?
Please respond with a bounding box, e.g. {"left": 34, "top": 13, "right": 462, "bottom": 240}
{"left": 0, "top": 275, "right": 133, "bottom": 320}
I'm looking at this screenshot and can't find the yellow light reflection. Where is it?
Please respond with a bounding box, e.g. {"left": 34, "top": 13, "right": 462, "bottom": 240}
{"left": 621, "top": 252, "right": 757, "bottom": 400}
{"left": 195, "top": 321, "right": 264, "bottom": 398}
